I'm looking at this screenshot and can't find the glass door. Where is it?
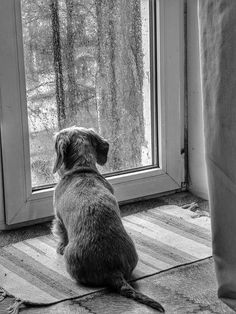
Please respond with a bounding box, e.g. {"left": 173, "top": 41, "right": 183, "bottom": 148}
{"left": 21, "top": 0, "right": 155, "bottom": 189}
{"left": 0, "top": 0, "right": 184, "bottom": 227}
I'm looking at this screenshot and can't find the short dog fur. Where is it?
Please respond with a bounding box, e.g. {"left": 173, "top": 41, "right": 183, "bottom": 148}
{"left": 52, "top": 126, "right": 164, "bottom": 312}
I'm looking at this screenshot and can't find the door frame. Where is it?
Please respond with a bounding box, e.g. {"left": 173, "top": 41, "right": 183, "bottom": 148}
{"left": 0, "top": 0, "right": 185, "bottom": 228}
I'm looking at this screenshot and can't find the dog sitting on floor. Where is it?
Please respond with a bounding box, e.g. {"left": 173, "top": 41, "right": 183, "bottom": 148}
{"left": 52, "top": 126, "right": 164, "bottom": 312}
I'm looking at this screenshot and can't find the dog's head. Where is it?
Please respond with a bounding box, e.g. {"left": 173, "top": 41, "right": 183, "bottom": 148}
{"left": 52, "top": 126, "right": 109, "bottom": 174}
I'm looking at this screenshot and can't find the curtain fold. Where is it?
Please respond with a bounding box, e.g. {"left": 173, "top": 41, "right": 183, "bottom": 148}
{"left": 198, "top": 0, "right": 236, "bottom": 310}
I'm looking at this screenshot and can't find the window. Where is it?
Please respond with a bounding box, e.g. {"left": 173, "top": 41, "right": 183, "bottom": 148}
{"left": 0, "top": 0, "right": 184, "bottom": 228}
{"left": 21, "top": 0, "right": 154, "bottom": 188}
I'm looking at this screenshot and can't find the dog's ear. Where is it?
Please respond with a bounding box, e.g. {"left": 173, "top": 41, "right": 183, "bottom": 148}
{"left": 53, "top": 133, "right": 70, "bottom": 173}
{"left": 89, "top": 129, "right": 109, "bottom": 165}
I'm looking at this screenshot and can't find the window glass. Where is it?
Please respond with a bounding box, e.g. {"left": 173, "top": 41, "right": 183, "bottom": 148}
{"left": 21, "top": 0, "right": 153, "bottom": 188}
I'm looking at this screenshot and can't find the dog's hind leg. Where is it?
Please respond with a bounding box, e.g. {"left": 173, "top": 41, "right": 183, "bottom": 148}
{"left": 52, "top": 216, "right": 68, "bottom": 255}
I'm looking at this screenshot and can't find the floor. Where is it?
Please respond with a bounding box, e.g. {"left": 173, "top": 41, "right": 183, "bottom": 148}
{"left": 0, "top": 191, "right": 209, "bottom": 247}
{"left": 0, "top": 192, "right": 231, "bottom": 313}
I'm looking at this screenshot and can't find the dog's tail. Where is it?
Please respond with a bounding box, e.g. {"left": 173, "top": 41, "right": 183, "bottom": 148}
{"left": 108, "top": 273, "right": 165, "bottom": 312}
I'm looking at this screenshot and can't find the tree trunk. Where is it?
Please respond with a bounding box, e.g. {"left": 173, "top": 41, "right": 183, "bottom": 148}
{"left": 65, "top": 0, "right": 77, "bottom": 121}
{"left": 96, "top": 0, "right": 144, "bottom": 172}
{"left": 50, "top": 0, "right": 66, "bottom": 129}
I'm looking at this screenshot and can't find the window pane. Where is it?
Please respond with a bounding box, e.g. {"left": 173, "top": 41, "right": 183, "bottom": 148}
{"left": 21, "top": 0, "right": 154, "bottom": 188}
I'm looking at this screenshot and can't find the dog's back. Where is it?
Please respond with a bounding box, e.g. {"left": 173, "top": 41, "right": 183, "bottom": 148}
{"left": 54, "top": 170, "right": 138, "bottom": 286}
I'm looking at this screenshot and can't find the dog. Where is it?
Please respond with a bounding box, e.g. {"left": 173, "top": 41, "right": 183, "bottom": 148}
{"left": 52, "top": 126, "right": 164, "bottom": 312}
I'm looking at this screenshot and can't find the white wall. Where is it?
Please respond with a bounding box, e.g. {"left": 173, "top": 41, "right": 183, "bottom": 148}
{"left": 187, "top": 0, "right": 209, "bottom": 200}
{"left": 0, "top": 136, "right": 5, "bottom": 226}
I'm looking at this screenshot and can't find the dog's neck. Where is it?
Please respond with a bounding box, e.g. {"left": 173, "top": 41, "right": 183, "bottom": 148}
{"left": 58, "top": 159, "right": 98, "bottom": 177}
{"left": 61, "top": 165, "right": 114, "bottom": 195}
{"left": 70, "top": 162, "right": 98, "bottom": 173}
{"left": 62, "top": 165, "right": 98, "bottom": 177}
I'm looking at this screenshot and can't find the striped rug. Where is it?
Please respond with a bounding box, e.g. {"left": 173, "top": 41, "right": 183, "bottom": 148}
{"left": 0, "top": 205, "right": 212, "bottom": 308}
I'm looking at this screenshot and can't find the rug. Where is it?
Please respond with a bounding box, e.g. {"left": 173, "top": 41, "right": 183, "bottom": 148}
{"left": 79, "top": 258, "right": 233, "bottom": 314}
{"left": 0, "top": 205, "right": 212, "bottom": 313}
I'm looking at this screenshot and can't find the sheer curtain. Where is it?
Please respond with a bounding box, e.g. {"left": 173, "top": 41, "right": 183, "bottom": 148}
{"left": 198, "top": 0, "right": 236, "bottom": 310}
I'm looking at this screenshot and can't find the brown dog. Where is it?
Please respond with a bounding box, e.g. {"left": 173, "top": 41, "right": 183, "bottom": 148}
{"left": 52, "top": 126, "right": 164, "bottom": 312}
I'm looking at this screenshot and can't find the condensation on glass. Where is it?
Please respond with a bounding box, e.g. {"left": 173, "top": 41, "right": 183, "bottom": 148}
{"left": 21, "top": 0, "right": 154, "bottom": 188}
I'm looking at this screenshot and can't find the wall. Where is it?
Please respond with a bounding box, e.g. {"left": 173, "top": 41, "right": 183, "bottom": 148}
{"left": 187, "top": 0, "right": 209, "bottom": 200}
{"left": 0, "top": 131, "right": 5, "bottom": 226}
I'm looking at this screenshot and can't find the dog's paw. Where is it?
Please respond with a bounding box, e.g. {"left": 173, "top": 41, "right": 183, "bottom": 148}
{"left": 56, "top": 243, "right": 66, "bottom": 255}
